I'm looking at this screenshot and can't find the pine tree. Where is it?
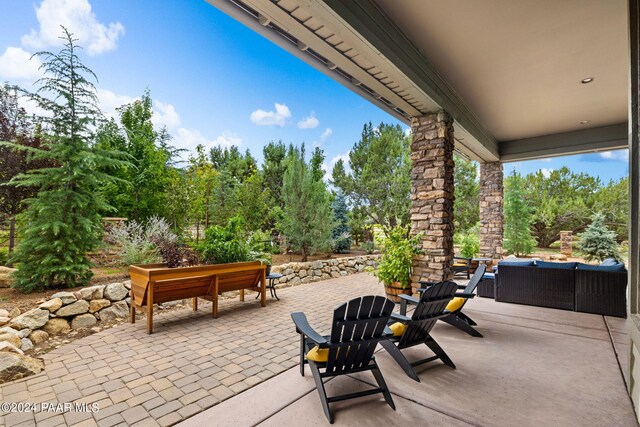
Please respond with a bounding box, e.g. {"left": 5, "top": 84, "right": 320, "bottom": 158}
{"left": 504, "top": 171, "right": 536, "bottom": 256}
{"left": 331, "top": 190, "right": 352, "bottom": 253}
{"left": 578, "top": 213, "right": 620, "bottom": 262}
{"left": 7, "top": 28, "right": 124, "bottom": 292}
{"left": 281, "top": 145, "right": 335, "bottom": 261}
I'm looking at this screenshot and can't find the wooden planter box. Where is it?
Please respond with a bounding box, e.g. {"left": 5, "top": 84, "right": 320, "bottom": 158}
{"left": 129, "top": 261, "right": 266, "bottom": 334}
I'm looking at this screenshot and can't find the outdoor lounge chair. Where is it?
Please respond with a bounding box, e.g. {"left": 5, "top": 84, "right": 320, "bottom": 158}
{"left": 452, "top": 256, "right": 472, "bottom": 279}
{"left": 291, "top": 295, "right": 396, "bottom": 424}
{"left": 411, "top": 264, "right": 487, "bottom": 337}
{"left": 380, "top": 281, "right": 458, "bottom": 382}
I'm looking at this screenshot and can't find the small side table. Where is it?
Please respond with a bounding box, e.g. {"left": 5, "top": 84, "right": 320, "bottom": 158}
{"left": 259, "top": 273, "right": 282, "bottom": 300}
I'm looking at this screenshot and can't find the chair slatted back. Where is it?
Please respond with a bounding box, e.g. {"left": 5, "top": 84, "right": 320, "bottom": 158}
{"left": 325, "top": 296, "right": 394, "bottom": 374}
{"left": 399, "top": 282, "right": 458, "bottom": 347}
{"left": 463, "top": 264, "right": 487, "bottom": 294}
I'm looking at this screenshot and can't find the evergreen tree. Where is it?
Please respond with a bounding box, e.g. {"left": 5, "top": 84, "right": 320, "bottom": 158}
{"left": 453, "top": 153, "right": 480, "bottom": 233}
{"left": 8, "top": 28, "right": 123, "bottom": 291}
{"left": 331, "top": 122, "right": 411, "bottom": 229}
{"left": 331, "top": 190, "right": 351, "bottom": 253}
{"left": 504, "top": 171, "right": 536, "bottom": 256}
{"left": 578, "top": 213, "right": 620, "bottom": 262}
{"left": 281, "top": 145, "right": 335, "bottom": 261}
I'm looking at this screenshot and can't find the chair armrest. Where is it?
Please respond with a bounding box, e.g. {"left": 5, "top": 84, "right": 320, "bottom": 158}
{"left": 399, "top": 294, "right": 419, "bottom": 316}
{"left": 455, "top": 292, "right": 476, "bottom": 299}
{"left": 418, "top": 280, "right": 438, "bottom": 288}
{"left": 390, "top": 313, "right": 411, "bottom": 323}
{"left": 291, "top": 312, "right": 327, "bottom": 345}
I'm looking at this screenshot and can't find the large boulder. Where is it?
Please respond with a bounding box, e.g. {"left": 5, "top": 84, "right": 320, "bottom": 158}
{"left": 8, "top": 308, "right": 20, "bottom": 318}
{"left": 0, "top": 353, "right": 44, "bottom": 383}
{"left": 55, "top": 300, "right": 89, "bottom": 317}
{"left": 0, "top": 342, "right": 23, "bottom": 355}
{"left": 0, "top": 327, "right": 19, "bottom": 336}
{"left": 0, "top": 309, "right": 9, "bottom": 318}
{"left": 74, "top": 285, "right": 105, "bottom": 301}
{"left": 0, "top": 334, "right": 21, "bottom": 348}
{"left": 29, "top": 330, "right": 49, "bottom": 345}
{"left": 103, "top": 283, "right": 128, "bottom": 301}
{"left": 71, "top": 314, "right": 97, "bottom": 329}
{"left": 0, "top": 267, "right": 15, "bottom": 288}
{"left": 99, "top": 301, "right": 129, "bottom": 322}
{"left": 20, "top": 338, "right": 33, "bottom": 352}
{"left": 39, "top": 298, "right": 63, "bottom": 312}
{"left": 42, "top": 318, "right": 71, "bottom": 335}
{"left": 0, "top": 317, "right": 9, "bottom": 327}
{"left": 8, "top": 309, "right": 49, "bottom": 330}
{"left": 89, "top": 299, "right": 111, "bottom": 313}
{"left": 50, "top": 292, "right": 76, "bottom": 305}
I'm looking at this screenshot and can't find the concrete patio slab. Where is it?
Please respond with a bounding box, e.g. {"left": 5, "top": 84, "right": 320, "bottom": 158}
{"left": 181, "top": 294, "right": 636, "bottom": 427}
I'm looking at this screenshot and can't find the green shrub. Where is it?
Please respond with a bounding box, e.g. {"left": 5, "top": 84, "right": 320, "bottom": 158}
{"left": 372, "top": 227, "right": 422, "bottom": 289}
{"left": 458, "top": 227, "right": 480, "bottom": 258}
{"left": 0, "top": 248, "right": 8, "bottom": 266}
{"left": 361, "top": 241, "right": 375, "bottom": 254}
{"left": 199, "top": 216, "right": 252, "bottom": 264}
{"left": 108, "top": 217, "right": 173, "bottom": 266}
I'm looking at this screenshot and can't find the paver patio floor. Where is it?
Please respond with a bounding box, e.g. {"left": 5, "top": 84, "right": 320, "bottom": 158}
{"left": 0, "top": 273, "right": 382, "bottom": 426}
{"left": 0, "top": 272, "right": 636, "bottom": 426}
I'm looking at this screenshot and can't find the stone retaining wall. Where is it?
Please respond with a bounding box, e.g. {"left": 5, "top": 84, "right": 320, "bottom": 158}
{"left": 270, "top": 255, "right": 380, "bottom": 287}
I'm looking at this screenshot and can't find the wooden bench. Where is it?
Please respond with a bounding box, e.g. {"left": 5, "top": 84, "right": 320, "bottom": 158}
{"left": 129, "top": 261, "right": 266, "bottom": 334}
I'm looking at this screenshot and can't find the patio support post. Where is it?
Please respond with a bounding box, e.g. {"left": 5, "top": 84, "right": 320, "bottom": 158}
{"left": 628, "top": 0, "right": 640, "bottom": 409}
{"left": 409, "top": 110, "right": 455, "bottom": 294}
{"left": 479, "top": 162, "right": 504, "bottom": 265}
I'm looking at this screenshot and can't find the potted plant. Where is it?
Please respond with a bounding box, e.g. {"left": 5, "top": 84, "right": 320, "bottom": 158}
{"left": 372, "top": 226, "right": 423, "bottom": 303}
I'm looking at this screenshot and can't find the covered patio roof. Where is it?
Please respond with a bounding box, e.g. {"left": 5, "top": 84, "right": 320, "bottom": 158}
{"left": 206, "top": 0, "right": 628, "bottom": 162}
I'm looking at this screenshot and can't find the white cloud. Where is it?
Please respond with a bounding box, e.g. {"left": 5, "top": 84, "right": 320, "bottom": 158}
{"left": 599, "top": 149, "right": 629, "bottom": 161}
{"left": 96, "top": 88, "right": 136, "bottom": 120}
{"left": 540, "top": 168, "right": 554, "bottom": 178}
{"left": 404, "top": 127, "right": 411, "bottom": 137}
{"left": 0, "top": 47, "right": 43, "bottom": 81}
{"left": 21, "top": 0, "right": 125, "bottom": 56}
{"left": 212, "top": 131, "right": 242, "bottom": 148}
{"left": 322, "top": 151, "right": 351, "bottom": 182}
{"left": 172, "top": 128, "right": 241, "bottom": 156}
{"left": 297, "top": 112, "right": 319, "bottom": 129}
{"left": 320, "top": 128, "right": 333, "bottom": 141}
{"left": 152, "top": 100, "right": 181, "bottom": 130}
{"left": 250, "top": 103, "right": 291, "bottom": 127}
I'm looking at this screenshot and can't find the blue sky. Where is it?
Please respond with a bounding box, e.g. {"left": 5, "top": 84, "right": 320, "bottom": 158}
{"left": 0, "top": 0, "right": 629, "bottom": 182}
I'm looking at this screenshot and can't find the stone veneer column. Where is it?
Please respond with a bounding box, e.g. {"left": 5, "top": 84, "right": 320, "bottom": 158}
{"left": 479, "top": 162, "right": 504, "bottom": 264}
{"left": 409, "top": 111, "right": 455, "bottom": 294}
{"left": 560, "top": 231, "right": 573, "bottom": 256}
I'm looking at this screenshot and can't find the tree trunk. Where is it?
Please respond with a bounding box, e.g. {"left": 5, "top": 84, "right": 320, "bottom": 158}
{"left": 301, "top": 245, "right": 308, "bottom": 262}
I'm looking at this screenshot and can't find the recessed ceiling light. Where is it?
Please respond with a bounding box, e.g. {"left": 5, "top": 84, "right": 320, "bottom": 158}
{"left": 581, "top": 77, "right": 594, "bottom": 84}
{"left": 580, "top": 120, "right": 590, "bottom": 124}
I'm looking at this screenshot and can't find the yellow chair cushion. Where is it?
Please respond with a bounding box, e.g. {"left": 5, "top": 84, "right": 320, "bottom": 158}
{"left": 389, "top": 322, "right": 407, "bottom": 337}
{"left": 306, "top": 345, "right": 329, "bottom": 362}
{"left": 446, "top": 297, "right": 465, "bottom": 312}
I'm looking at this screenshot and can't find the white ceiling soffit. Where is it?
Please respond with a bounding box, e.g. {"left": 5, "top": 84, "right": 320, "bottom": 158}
{"left": 374, "top": 0, "right": 628, "bottom": 146}
{"left": 205, "top": 0, "right": 499, "bottom": 162}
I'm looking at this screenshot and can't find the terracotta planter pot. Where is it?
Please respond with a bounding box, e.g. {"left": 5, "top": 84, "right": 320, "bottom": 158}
{"left": 384, "top": 282, "right": 412, "bottom": 303}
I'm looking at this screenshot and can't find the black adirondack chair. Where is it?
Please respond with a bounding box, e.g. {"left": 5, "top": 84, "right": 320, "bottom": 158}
{"left": 412, "top": 264, "right": 487, "bottom": 337}
{"left": 452, "top": 256, "right": 472, "bottom": 279}
{"left": 380, "top": 281, "right": 458, "bottom": 382}
{"left": 291, "top": 295, "right": 396, "bottom": 424}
